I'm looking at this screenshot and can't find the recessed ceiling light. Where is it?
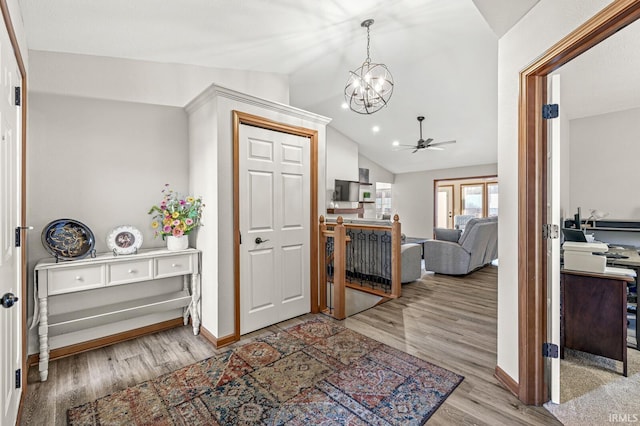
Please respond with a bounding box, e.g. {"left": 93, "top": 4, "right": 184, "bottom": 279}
{"left": 341, "top": 102, "right": 348, "bottom": 109}
{"left": 392, "top": 140, "right": 399, "bottom": 146}
{"left": 372, "top": 126, "right": 380, "bottom": 133}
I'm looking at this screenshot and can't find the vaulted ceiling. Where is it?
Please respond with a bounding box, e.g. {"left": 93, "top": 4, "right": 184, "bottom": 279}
{"left": 18, "top": 0, "right": 540, "bottom": 173}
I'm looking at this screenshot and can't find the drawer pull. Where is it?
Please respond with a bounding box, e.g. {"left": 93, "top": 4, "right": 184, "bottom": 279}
{"left": 75, "top": 276, "right": 82, "bottom": 281}
{"left": 172, "top": 263, "right": 179, "bottom": 267}
{"left": 128, "top": 269, "right": 136, "bottom": 274}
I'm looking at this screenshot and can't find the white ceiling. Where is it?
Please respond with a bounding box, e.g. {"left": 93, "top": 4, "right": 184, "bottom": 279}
{"left": 18, "top": 0, "right": 539, "bottom": 174}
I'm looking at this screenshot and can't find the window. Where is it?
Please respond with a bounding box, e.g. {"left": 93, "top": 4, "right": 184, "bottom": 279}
{"left": 434, "top": 176, "right": 498, "bottom": 228}
{"left": 376, "top": 182, "right": 392, "bottom": 218}
{"left": 461, "top": 184, "right": 484, "bottom": 218}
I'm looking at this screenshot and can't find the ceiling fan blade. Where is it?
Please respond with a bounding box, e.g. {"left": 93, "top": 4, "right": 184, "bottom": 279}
{"left": 428, "top": 140, "right": 456, "bottom": 147}
{"left": 425, "top": 138, "right": 433, "bottom": 144}
{"left": 412, "top": 149, "right": 418, "bottom": 153}
{"left": 397, "top": 144, "right": 419, "bottom": 148}
{"left": 425, "top": 146, "right": 445, "bottom": 151}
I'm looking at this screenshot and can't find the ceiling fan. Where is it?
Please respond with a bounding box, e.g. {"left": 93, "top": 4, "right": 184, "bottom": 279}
{"left": 396, "top": 116, "right": 456, "bottom": 153}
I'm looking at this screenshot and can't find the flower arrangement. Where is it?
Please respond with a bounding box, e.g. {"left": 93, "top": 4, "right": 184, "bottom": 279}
{"left": 148, "top": 184, "right": 204, "bottom": 239}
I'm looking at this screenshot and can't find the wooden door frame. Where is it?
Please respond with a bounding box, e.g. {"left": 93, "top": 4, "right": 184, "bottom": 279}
{"left": 518, "top": 0, "right": 640, "bottom": 405}
{"left": 434, "top": 184, "right": 454, "bottom": 229}
{"left": 0, "top": 0, "right": 27, "bottom": 422}
{"left": 232, "top": 110, "right": 319, "bottom": 341}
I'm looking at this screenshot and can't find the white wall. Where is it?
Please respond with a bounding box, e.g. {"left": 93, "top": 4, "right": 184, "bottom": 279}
{"left": 326, "top": 126, "right": 359, "bottom": 193}
{"left": 358, "top": 154, "right": 395, "bottom": 219}
{"left": 29, "top": 50, "right": 289, "bottom": 107}
{"left": 497, "top": 0, "right": 612, "bottom": 382}
{"left": 393, "top": 163, "right": 497, "bottom": 238}
{"left": 358, "top": 154, "right": 394, "bottom": 185}
{"left": 570, "top": 107, "right": 640, "bottom": 219}
{"left": 26, "top": 93, "right": 189, "bottom": 352}
{"left": 28, "top": 50, "right": 289, "bottom": 107}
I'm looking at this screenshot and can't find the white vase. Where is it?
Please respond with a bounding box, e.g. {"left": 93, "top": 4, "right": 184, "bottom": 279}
{"left": 167, "top": 235, "right": 188, "bottom": 251}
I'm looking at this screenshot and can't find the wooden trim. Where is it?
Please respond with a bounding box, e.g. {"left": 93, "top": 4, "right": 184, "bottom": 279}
{"left": 232, "top": 110, "right": 320, "bottom": 340}
{"left": 27, "top": 318, "right": 184, "bottom": 366}
{"left": 199, "top": 326, "right": 237, "bottom": 348}
{"left": 332, "top": 217, "right": 346, "bottom": 319}
{"left": 390, "top": 214, "right": 402, "bottom": 298}
{"left": 0, "top": 0, "right": 28, "bottom": 422}
{"left": 319, "top": 216, "right": 328, "bottom": 312}
{"left": 433, "top": 184, "right": 454, "bottom": 229}
{"left": 435, "top": 174, "right": 498, "bottom": 184}
{"left": 345, "top": 282, "right": 399, "bottom": 299}
{"left": 517, "top": 0, "right": 640, "bottom": 406}
{"left": 494, "top": 366, "right": 519, "bottom": 397}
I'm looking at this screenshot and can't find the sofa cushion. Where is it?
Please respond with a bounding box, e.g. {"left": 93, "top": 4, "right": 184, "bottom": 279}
{"left": 434, "top": 228, "right": 462, "bottom": 242}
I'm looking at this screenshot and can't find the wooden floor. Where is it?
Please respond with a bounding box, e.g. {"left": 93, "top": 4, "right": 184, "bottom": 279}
{"left": 19, "top": 266, "right": 561, "bottom": 425}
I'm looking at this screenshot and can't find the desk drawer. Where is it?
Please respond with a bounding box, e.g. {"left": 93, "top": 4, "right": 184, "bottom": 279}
{"left": 47, "top": 265, "right": 105, "bottom": 295}
{"left": 155, "top": 254, "right": 193, "bottom": 278}
{"left": 107, "top": 259, "right": 153, "bottom": 286}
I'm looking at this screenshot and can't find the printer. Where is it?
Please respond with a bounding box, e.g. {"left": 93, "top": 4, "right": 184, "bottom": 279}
{"left": 562, "top": 241, "right": 636, "bottom": 276}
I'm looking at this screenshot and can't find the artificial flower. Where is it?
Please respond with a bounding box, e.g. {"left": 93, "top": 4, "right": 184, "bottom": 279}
{"left": 148, "top": 184, "right": 204, "bottom": 239}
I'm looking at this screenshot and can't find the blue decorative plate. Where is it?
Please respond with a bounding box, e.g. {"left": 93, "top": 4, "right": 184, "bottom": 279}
{"left": 41, "top": 219, "right": 96, "bottom": 260}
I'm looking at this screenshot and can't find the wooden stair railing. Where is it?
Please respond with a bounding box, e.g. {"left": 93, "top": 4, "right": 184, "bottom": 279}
{"left": 319, "top": 214, "right": 402, "bottom": 320}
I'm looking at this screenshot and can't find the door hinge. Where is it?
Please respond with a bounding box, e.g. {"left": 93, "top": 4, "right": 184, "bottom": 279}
{"left": 542, "top": 343, "right": 559, "bottom": 358}
{"left": 15, "top": 369, "right": 21, "bottom": 388}
{"left": 14, "top": 227, "right": 21, "bottom": 247}
{"left": 542, "top": 224, "right": 559, "bottom": 239}
{"left": 542, "top": 103, "right": 559, "bottom": 119}
{"left": 14, "top": 86, "right": 20, "bottom": 106}
{"left": 239, "top": 232, "right": 242, "bottom": 244}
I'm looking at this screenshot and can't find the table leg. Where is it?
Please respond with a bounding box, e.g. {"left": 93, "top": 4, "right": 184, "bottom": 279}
{"left": 190, "top": 273, "right": 201, "bottom": 335}
{"left": 182, "top": 275, "right": 190, "bottom": 326}
{"left": 37, "top": 297, "right": 49, "bottom": 381}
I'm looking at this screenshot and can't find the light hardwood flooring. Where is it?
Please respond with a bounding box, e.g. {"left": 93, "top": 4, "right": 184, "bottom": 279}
{"left": 20, "top": 266, "right": 561, "bottom": 425}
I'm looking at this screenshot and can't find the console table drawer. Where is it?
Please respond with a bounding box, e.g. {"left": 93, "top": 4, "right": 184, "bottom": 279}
{"left": 155, "top": 254, "right": 193, "bottom": 278}
{"left": 107, "top": 259, "right": 153, "bottom": 286}
{"left": 47, "top": 265, "right": 105, "bottom": 295}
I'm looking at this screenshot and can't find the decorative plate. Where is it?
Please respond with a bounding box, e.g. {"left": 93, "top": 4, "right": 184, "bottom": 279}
{"left": 107, "top": 225, "right": 143, "bottom": 255}
{"left": 41, "top": 219, "right": 96, "bottom": 260}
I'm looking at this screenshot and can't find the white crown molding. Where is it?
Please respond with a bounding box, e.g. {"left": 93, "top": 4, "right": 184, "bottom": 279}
{"left": 185, "top": 84, "right": 332, "bottom": 125}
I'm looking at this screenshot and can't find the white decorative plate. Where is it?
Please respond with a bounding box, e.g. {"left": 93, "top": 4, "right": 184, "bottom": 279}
{"left": 107, "top": 225, "right": 143, "bottom": 255}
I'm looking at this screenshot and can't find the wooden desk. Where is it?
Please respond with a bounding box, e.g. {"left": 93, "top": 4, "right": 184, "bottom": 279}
{"left": 561, "top": 269, "right": 632, "bottom": 376}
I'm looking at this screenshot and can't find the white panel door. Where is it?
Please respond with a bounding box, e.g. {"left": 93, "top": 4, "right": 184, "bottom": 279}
{"left": 0, "top": 22, "right": 22, "bottom": 426}
{"left": 239, "top": 124, "right": 310, "bottom": 334}
{"left": 547, "top": 73, "right": 561, "bottom": 404}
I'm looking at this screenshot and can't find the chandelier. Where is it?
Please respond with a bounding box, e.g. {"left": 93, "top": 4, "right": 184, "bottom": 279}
{"left": 344, "top": 19, "right": 394, "bottom": 114}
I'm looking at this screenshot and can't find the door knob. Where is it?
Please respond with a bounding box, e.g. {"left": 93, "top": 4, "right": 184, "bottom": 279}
{"left": 255, "top": 237, "right": 270, "bottom": 244}
{"left": 1, "top": 292, "right": 18, "bottom": 309}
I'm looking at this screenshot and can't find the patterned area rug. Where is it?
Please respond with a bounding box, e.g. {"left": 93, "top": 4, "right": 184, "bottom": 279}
{"left": 68, "top": 317, "right": 463, "bottom": 425}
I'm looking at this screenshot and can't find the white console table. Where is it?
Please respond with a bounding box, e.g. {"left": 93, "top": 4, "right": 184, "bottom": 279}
{"left": 31, "top": 248, "right": 201, "bottom": 381}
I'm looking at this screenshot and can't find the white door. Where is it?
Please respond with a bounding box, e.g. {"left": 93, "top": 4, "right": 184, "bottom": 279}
{"left": 546, "top": 73, "right": 561, "bottom": 404}
{"left": 239, "top": 124, "right": 310, "bottom": 334}
{"left": 436, "top": 185, "right": 454, "bottom": 228}
{"left": 0, "top": 20, "right": 22, "bottom": 426}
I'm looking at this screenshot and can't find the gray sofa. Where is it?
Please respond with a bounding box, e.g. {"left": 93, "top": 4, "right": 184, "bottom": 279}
{"left": 424, "top": 216, "right": 497, "bottom": 275}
